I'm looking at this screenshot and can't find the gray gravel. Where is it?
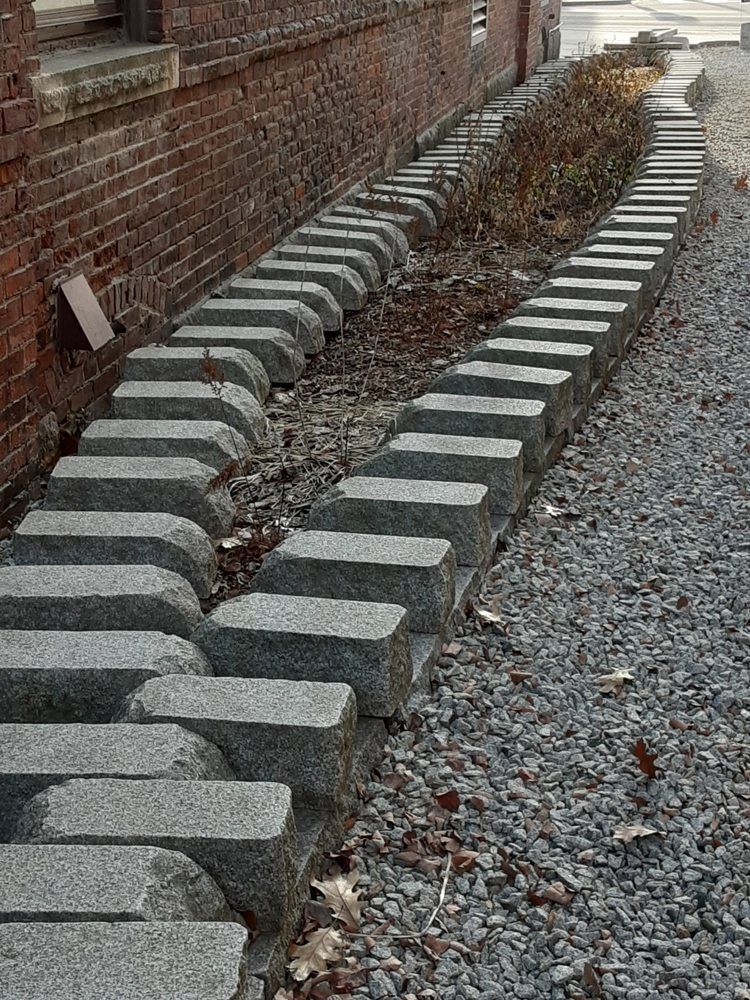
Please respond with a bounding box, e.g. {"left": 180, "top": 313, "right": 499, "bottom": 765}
{"left": 343, "top": 50, "right": 750, "bottom": 1000}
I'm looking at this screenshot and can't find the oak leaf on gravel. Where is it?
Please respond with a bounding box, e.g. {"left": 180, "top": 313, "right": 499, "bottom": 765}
{"left": 613, "top": 824, "right": 665, "bottom": 843}
{"left": 310, "top": 871, "right": 363, "bottom": 932}
{"left": 289, "top": 927, "right": 345, "bottom": 981}
{"left": 596, "top": 669, "right": 634, "bottom": 695}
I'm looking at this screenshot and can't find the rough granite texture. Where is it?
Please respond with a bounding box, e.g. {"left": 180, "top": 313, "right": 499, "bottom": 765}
{"left": 0, "top": 723, "right": 232, "bottom": 839}
{"left": 0, "top": 630, "right": 211, "bottom": 724}
{"left": 274, "top": 243, "right": 381, "bottom": 292}
{"left": 355, "top": 432, "right": 524, "bottom": 515}
{"left": 395, "top": 392, "right": 547, "bottom": 471}
{"left": 289, "top": 225, "right": 391, "bottom": 272}
{"left": 251, "top": 529, "right": 456, "bottom": 634}
{"left": 0, "top": 921, "right": 252, "bottom": 1000}
{"left": 0, "top": 564, "right": 204, "bottom": 637}
{"left": 78, "top": 418, "right": 250, "bottom": 472}
{"left": 0, "top": 844, "right": 232, "bottom": 922}
{"left": 44, "top": 456, "right": 235, "bottom": 538}
{"left": 112, "top": 380, "right": 266, "bottom": 444}
{"left": 196, "top": 298, "right": 324, "bottom": 356}
{"left": 499, "top": 314, "right": 611, "bottom": 377}
{"left": 13, "top": 509, "right": 217, "bottom": 599}
{"left": 192, "top": 592, "right": 412, "bottom": 717}
{"left": 15, "top": 778, "right": 297, "bottom": 925}
{"left": 123, "top": 346, "right": 271, "bottom": 402}
{"left": 308, "top": 476, "right": 492, "bottom": 567}
{"left": 119, "top": 675, "right": 357, "bottom": 809}
{"left": 226, "top": 278, "right": 343, "bottom": 332}
{"left": 254, "top": 258, "right": 368, "bottom": 311}
{"left": 169, "top": 325, "right": 305, "bottom": 384}
{"left": 434, "top": 360, "right": 573, "bottom": 436}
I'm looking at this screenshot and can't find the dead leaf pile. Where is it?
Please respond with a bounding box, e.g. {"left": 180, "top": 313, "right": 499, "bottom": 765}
{"left": 282, "top": 867, "right": 366, "bottom": 997}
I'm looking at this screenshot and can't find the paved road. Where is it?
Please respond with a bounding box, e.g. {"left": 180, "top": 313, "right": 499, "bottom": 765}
{"left": 560, "top": 0, "right": 742, "bottom": 54}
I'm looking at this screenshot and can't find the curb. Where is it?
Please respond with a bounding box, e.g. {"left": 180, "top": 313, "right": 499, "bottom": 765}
{"left": 0, "top": 49, "right": 707, "bottom": 1000}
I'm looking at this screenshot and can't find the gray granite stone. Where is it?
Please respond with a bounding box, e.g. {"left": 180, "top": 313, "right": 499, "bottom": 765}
{"left": 0, "top": 844, "right": 231, "bottom": 922}
{"left": 597, "top": 214, "right": 681, "bottom": 246}
{"left": 498, "top": 315, "right": 610, "bottom": 377}
{"left": 225, "top": 278, "right": 342, "bottom": 332}
{"left": 551, "top": 255, "right": 659, "bottom": 301}
{"left": 0, "top": 723, "right": 231, "bottom": 840}
{"left": 14, "top": 509, "right": 216, "bottom": 599}
{"left": 539, "top": 276, "right": 645, "bottom": 327}
{"left": 168, "top": 326, "right": 305, "bottom": 384}
{"left": 593, "top": 227, "right": 677, "bottom": 251}
{"left": 196, "top": 299, "right": 324, "bottom": 356}
{"left": 582, "top": 241, "right": 670, "bottom": 262}
{"left": 513, "top": 298, "right": 629, "bottom": 357}
{"left": 316, "top": 214, "right": 410, "bottom": 263}
{"left": 289, "top": 225, "right": 392, "bottom": 273}
{"left": 16, "top": 778, "right": 297, "bottom": 925}
{"left": 368, "top": 183, "right": 447, "bottom": 223}
{"left": 0, "top": 565, "right": 203, "bottom": 638}
{"left": 119, "top": 675, "right": 356, "bottom": 810}
{"left": 465, "top": 338, "right": 593, "bottom": 404}
{"left": 78, "top": 418, "right": 249, "bottom": 474}
{"left": 353, "top": 432, "right": 523, "bottom": 515}
{"left": 45, "top": 456, "right": 234, "bottom": 538}
{"left": 433, "top": 360, "right": 573, "bottom": 436}
{"left": 251, "top": 529, "right": 455, "bottom": 634}
{"left": 308, "top": 475, "right": 491, "bottom": 566}
{"left": 112, "top": 381, "right": 266, "bottom": 444}
{"left": 0, "top": 921, "right": 252, "bottom": 1000}
{"left": 123, "top": 346, "right": 270, "bottom": 403}
{"left": 253, "top": 258, "right": 367, "bottom": 311}
{"left": 275, "top": 243, "right": 381, "bottom": 292}
{"left": 328, "top": 203, "right": 420, "bottom": 246}
{"left": 192, "top": 592, "right": 411, "bottom": 717}
{"left": 394, "top": 392, "right": 546, "bottom": 470}
{"left": 0, "top": 629, "right": 211, "bottom": 724}
{"left": 354, "top": 191, "right": 436, "bottom": 237}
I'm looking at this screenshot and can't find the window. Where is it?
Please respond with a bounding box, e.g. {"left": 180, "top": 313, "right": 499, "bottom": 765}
{"left": 33, "top": 0, "right": 123, "bottom": 42}
{"left": 471, "top": 0, "right": 488, "bottom": 45}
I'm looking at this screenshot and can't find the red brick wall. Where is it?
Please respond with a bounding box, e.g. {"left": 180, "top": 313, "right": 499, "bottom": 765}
{"left": 0, "top": 0, "right": 558, "bottom": 525}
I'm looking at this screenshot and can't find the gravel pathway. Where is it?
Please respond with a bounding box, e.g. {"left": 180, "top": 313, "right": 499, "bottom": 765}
{"left": 345, "top": 49, "right": 750, "bottom": 1000}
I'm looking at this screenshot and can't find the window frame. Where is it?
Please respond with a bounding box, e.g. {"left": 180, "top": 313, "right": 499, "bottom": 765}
{"left": 471, "top": 0, "right": 488, "bottom": 47}
{"left": 32, "top": 0, "right": 147, "bottom": 44}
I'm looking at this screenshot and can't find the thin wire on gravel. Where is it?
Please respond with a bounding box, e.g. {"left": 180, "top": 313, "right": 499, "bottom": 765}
{"left": 342, "top": 49, "right": 750, "bottom": 1000}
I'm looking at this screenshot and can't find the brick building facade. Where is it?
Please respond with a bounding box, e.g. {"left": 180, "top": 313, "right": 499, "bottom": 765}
{"left": 0, "top": 0, "right": 561, "bottom": 524}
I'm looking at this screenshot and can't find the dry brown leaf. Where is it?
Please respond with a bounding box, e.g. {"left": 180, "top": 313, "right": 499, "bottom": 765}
{"left": 612, "top": 824, "right": 665, "bottom": 844}
{"left": 451, "top": 849, "right": 480, "bottom": 872}
{"left": 583, "top": 961, "right": 602, "bottom": 996}
{"left": 289, "top": 926, "right": 345, "bottom": 981}
{"left": 435, "top": 789, "right": 461, "bottom": 811}
{"left": 632, "top": 738, "right": 660, "bottom": 779}
{"left": 311, "top": 871, "right": 363, "bottom": 932}
{"left": 423, "top": 933, "right": 451, "bottom": 956}
{"left": 596, "top": 668, "right": 634, "bottom": 695}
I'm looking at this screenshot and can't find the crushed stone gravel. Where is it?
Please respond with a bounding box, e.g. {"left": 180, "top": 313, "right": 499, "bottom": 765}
{"left": 341, "top": 48, "right": 750, "bottom": 1000}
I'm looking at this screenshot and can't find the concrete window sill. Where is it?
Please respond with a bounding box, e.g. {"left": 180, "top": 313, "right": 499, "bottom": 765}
{"left": 31, "top": 43, "right": 179, "bottom": 129}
